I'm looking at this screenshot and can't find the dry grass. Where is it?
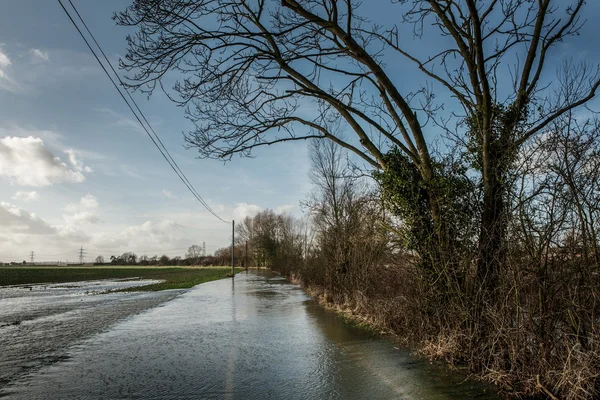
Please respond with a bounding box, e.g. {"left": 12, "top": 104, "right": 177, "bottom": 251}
{"left": 282, "top": 252, "right": 600, "bottom": 400}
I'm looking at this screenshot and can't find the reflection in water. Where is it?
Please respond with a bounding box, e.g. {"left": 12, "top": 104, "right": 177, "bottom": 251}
{"left": 224, "top": 277, "right": 236, "bottom": 400}
{"left": 1, "top": 271, "right": 498, "bottom": 399}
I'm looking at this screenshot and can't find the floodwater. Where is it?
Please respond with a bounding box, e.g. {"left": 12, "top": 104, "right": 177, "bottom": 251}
{"left": 0, "top": 279, "right": 181, "bottom": 389}
{"left": 0, "top": 271, "right": 498, "bottom": 399}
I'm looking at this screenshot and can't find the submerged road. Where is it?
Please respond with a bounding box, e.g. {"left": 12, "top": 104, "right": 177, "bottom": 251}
{"left": 0, "top": 271, "right": 498, "bottom": 399}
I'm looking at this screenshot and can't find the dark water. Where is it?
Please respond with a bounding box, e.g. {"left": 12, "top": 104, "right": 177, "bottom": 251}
{"left": 0, "top": 271, "right": 498, "bottom": 399}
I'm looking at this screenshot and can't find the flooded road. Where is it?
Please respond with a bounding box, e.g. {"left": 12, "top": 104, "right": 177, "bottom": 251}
{"left": 0, "top": 271, "right": 498, "bottom": 399}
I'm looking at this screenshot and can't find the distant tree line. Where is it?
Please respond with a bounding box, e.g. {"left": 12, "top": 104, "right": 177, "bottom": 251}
{"left": 93, "top": 247, "right": 225, "bottom": 267}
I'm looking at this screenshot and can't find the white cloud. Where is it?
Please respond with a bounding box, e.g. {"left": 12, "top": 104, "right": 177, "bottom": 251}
{"left": 0, "top": 47, "right": 10, "bottom": 70}
{"left": 123, "top": 220, "right": 184, "bottom": 240}
{"left": 0, "top": 125, "right": 104, "bottom": 164}
{"left": 233, "top": 203, "right": 262, "bottom": 220}
{"left": 93, "top": 220, "right": 188, "bottom": 252}
{"left": 0, "top": 202, "right": 56, "bottom": 235}
{"left": 65, "top": 148, "right": 93, "bottom": 173}
{"left": 211, "top": 203, "right": 226, "bottom": 213}
{"left": 231, "top": 203, "right": 297, "bottom": 222}
{"left": 80, "top": 194, "right": 98, "bottom": 209}
{"left": 0, "top": 125, "right": 64, "bottom": 148}
{"left": 0, "top": 200, "right": 94, "bottom": 260}
{"left": 0, "top": 136, "right": 87, "bottom": 186}
{"left": 65, "top": 194, "right": 99, "bottom": 213}
{"left": 55, "top": 224, "right": 90, "bottom": 241}
{"left": 29, "top": 48, "right": 50, "bottom": 63}
{"left": 0, "top": 202, "right": 95, "bottom": 239}
{"left": 162, "top": 190, "right": 174, "bottom": 198}
{"left": 63, "top": 194, "right": 99, "bottom": 226}
{"left": 63, "top": 211, "right": 99, "bottom": 225}
{"left": 275, "top": 204, "right": 295, "bottom": 214}
{"left": 65, "top": 149, "right": 82, "bottom": 170}
{"left": 11, "top": 191, "right": 39, "bottom": 202}
{"left": 0, "top": 46, "right": 20, "bottom": 92}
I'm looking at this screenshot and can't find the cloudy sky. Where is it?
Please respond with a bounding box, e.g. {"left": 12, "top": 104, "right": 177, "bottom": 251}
{"left": 1, "top": 1, "right": 600, "bottom": 263}
{"left": 0, "top": 0, "right": 311, "bottom": 262}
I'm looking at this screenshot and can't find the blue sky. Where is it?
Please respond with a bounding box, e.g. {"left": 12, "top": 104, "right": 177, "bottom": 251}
{"left": 1, "top": 1, "right": 599, "bottom": 262}
{"left": 0, "top": 0, "right": 311, "bottom": 262}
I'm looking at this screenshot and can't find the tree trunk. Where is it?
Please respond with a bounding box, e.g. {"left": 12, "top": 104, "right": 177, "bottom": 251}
{"left": 419, "top": 158, "right": 449, "bottom": 262}
{"left": 477, "top": 153, "right": 507, "bottom": 294}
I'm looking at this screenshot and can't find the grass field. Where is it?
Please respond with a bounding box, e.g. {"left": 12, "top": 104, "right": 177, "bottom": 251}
{"left": 0, "top": 266, "right": 241, "bottom": 291}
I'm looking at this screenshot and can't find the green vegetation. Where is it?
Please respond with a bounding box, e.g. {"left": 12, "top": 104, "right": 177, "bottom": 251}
{"left": 120, "top": 268, "right": 242, "bottom": 291}
{"left": 0, "top": 267, "right": 240, "bottom": 291}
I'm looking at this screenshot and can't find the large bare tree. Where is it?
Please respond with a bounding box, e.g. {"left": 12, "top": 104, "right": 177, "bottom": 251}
{"left": 115, "top": 0, "right": 599, "bottom": 290}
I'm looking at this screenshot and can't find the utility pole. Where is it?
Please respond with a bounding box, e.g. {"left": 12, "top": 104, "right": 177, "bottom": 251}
{"left": 245, "top": 241, "right": 248, "bottom": 270}
{"left": 202, "top": 241, "right": 206, "bottom": 257}
{"left": 30, "top": 251, "right": 34, "bottom": 264}
{"left": 231, "top": 220, "right": 235, "bottom": 277}
{"left": 78, "top": 246, "right": 86, "bottom": 264}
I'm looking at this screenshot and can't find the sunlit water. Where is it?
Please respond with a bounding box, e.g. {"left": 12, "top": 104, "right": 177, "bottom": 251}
{"left": 0, "top": 271, "right": 498, "bottom": 399}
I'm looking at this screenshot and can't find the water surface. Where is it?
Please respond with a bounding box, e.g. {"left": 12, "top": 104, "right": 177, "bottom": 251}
{"left": 1, "top": 271, "right": 498, "bottom": 399}
{"left": 0, "top": 278, "right": 180, "bottom": 388}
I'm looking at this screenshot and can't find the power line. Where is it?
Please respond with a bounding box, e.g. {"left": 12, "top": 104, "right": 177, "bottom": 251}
{"left": 57, "top": 0, "right": 229, "bottom": 224}
{"left": 34, "top": 251, "right": 74, "bottom": 257}
{"left": 86, "top": 247, "right": 192, "bottom": 255}
{"left": 60, "top": 0, "right": 227, "bottom": 223}
{"left": 64, "top": 0, "right": 224, "bottom": 223}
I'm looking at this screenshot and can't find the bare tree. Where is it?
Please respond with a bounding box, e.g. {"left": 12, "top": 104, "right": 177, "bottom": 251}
{"left": 494, "top": 112, "right": 600, "bottom": 399}
{"left": 308, "top": 138, "right": 355, "bottom": 235}
{"left": 515, "top": 113, "right": 600, "bottom": 268}
{"left": 306, "top": 138, "right": 360, "bottom": 293}
{"left": 306, "top": 135, "right": 397, "bottom": 304}
{"left": 115, "top": 0, "right": 600, "bottom": 291}
{"left": 158, "top": 254, "right": 170, "bottom": 265}
{"left": 546, "top": 116, "right": 600, "bottom": 267}
{"left": 186, "top": 245, "right": 203, "bottom": 264}
{"left": 235, "top": 209, "right": 305, "bottom": 271}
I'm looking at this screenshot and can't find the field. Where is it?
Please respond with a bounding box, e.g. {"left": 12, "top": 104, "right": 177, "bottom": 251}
{"left": 0, "top": 266, "right": 241, "bottom": 291}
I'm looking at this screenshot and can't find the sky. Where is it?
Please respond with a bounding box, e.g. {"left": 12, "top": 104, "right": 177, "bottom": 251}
{"left": 0, "top": 0, "right": 312, "bottom": 262}
{"left": 1, "top": 1, "right": 599, "bottom": 263}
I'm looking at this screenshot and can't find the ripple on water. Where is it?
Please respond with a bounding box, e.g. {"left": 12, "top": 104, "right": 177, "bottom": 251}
{"left": 0, "top": 272, "right": 499, "bottom": 400}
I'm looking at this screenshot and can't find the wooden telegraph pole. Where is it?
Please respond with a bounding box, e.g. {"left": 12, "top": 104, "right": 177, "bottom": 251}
{"left": 231, "top": 220, "right": 235, "bottom": 278}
